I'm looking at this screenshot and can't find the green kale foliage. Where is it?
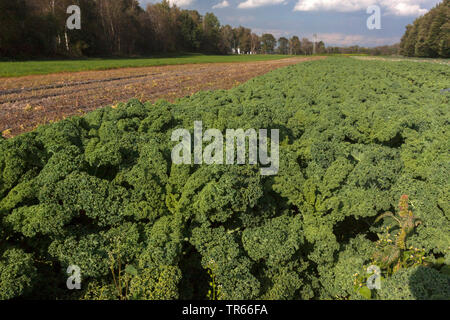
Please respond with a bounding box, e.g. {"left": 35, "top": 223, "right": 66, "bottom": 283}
{"left": 378, "top": 266, "right": 450, "bottom": 300}
{"left": 0, "top": 58, "right": 449, "bottom": 300}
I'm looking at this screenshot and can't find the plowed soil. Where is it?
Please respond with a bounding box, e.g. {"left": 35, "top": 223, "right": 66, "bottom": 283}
{"left": 0, "top": 56, "right": 325, "bottom": 138}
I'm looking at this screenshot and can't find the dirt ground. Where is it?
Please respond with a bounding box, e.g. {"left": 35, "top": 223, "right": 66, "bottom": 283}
{"left": 0, "top": 56, "right": 325, "bottom": 138}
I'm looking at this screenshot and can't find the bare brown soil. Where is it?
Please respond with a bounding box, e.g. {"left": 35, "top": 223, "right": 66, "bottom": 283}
{"left": 0, "top": 56, "right": 325, "bottom": 138}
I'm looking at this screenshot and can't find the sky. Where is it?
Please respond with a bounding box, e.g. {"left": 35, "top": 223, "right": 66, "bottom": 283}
{"left": 138, "top": 0, "right": 443, "bottom": 47}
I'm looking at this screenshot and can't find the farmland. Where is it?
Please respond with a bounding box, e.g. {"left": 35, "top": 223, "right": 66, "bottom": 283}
{"left": 0, "top": 56, "right": 322, "bottom": 138}
{"left": 0, "top": 57, "right": 449, "bottom": 300}
{"left": 353, "top": 56, "right": 450, "bottom": 65}
{"left": 0, "top": 54, "right": 293, "bottom": 78}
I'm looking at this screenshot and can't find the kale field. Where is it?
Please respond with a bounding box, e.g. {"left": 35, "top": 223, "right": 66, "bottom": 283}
{"left": 0, "top": 57, "right": 449, "bottom": 300}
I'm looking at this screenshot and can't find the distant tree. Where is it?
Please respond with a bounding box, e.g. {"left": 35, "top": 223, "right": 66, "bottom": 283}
{"left": 0, "top": 0, "right": 28, "bottom": 57}
{"left": 202, "top": 12, "right": 221, "bottom": 53}
{"left": 415, "top": 11, "right": 434, "bottom": 57}
{"left": 301, "top": 37, "right": 313, "bottom": 55}
{"left": 233, "top": 26, "right": 252, "bottom": 53}
{"left": 0, "top": 0, "right": 62, "bottom": 57}
{"left": 400, "top": 23, "right": 418, "bottom": 56}
{"left": 242, "top": 28, "right": 253, "bottom": 53}
{"left": 400, "top": 0, "right": 449, "bottom": 58}
{"left": 438, "top": 20, "right": 450, "bottom": 57}
{"left": 261, "top": 33, "right": 276, "bottom": 54}
{"left": 219, "top": 24, "right": 234, "bottom": 54}
{"left": 316, "top": 41, "right": 326, "bottom": 54}
{"left": 277, "top": 37, "right": 289, "bottom": 54}
{"left": 147, "top": 0, "right": 178, "bottom": 52}
{"left": 289, "top": 36, "right": 301, "bottom": 55}
{"left": 324, "top": 43, "right": 399, "bottom": 56}
{"left": 177, "top": 10, "right": 202, "bottom": 51}
{"left": 250, "top": 33, "right": 260, "bottom": 54}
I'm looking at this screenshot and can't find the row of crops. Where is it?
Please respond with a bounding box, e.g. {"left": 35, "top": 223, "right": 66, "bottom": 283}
{"left": 0, "top": 57, "right": 449, "bottom": 300}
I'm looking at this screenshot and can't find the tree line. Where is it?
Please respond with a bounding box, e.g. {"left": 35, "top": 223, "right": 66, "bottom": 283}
{"left": 0, "top": 0, "right": 328, "bottom": 59}
{"left": 400, "top": 0, "right": 449, "bottom": 58}
{"left": 325, "top": 44, "right": 400, "bottom": 56}
{"left": 3, "top": 0, "right": 444, "bottom": 59}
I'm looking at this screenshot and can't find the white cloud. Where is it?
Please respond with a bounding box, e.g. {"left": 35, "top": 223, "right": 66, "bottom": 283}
{"left": 387, "top": 2, "right": 428, "bottom": 16}
{"left": 238, "top": 0, "right": 287, "bottom": 9}
{"left": 213, "top": 1, "right": 230, "bottom": 9}
{"left": 293, "top": 0, "right": 431, "bottom": 16}
{"left": 167, "top": 0, "right": 195, "bottom": 7}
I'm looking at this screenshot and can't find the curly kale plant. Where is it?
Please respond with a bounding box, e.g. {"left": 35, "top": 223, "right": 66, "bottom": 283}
{"left": 0, "top": 58, "right": 448, "bottom": 300}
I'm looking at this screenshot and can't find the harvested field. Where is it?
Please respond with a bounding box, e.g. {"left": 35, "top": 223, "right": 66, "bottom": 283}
{"left": 0, "top": 56, "right": 325, "bottom": 138}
